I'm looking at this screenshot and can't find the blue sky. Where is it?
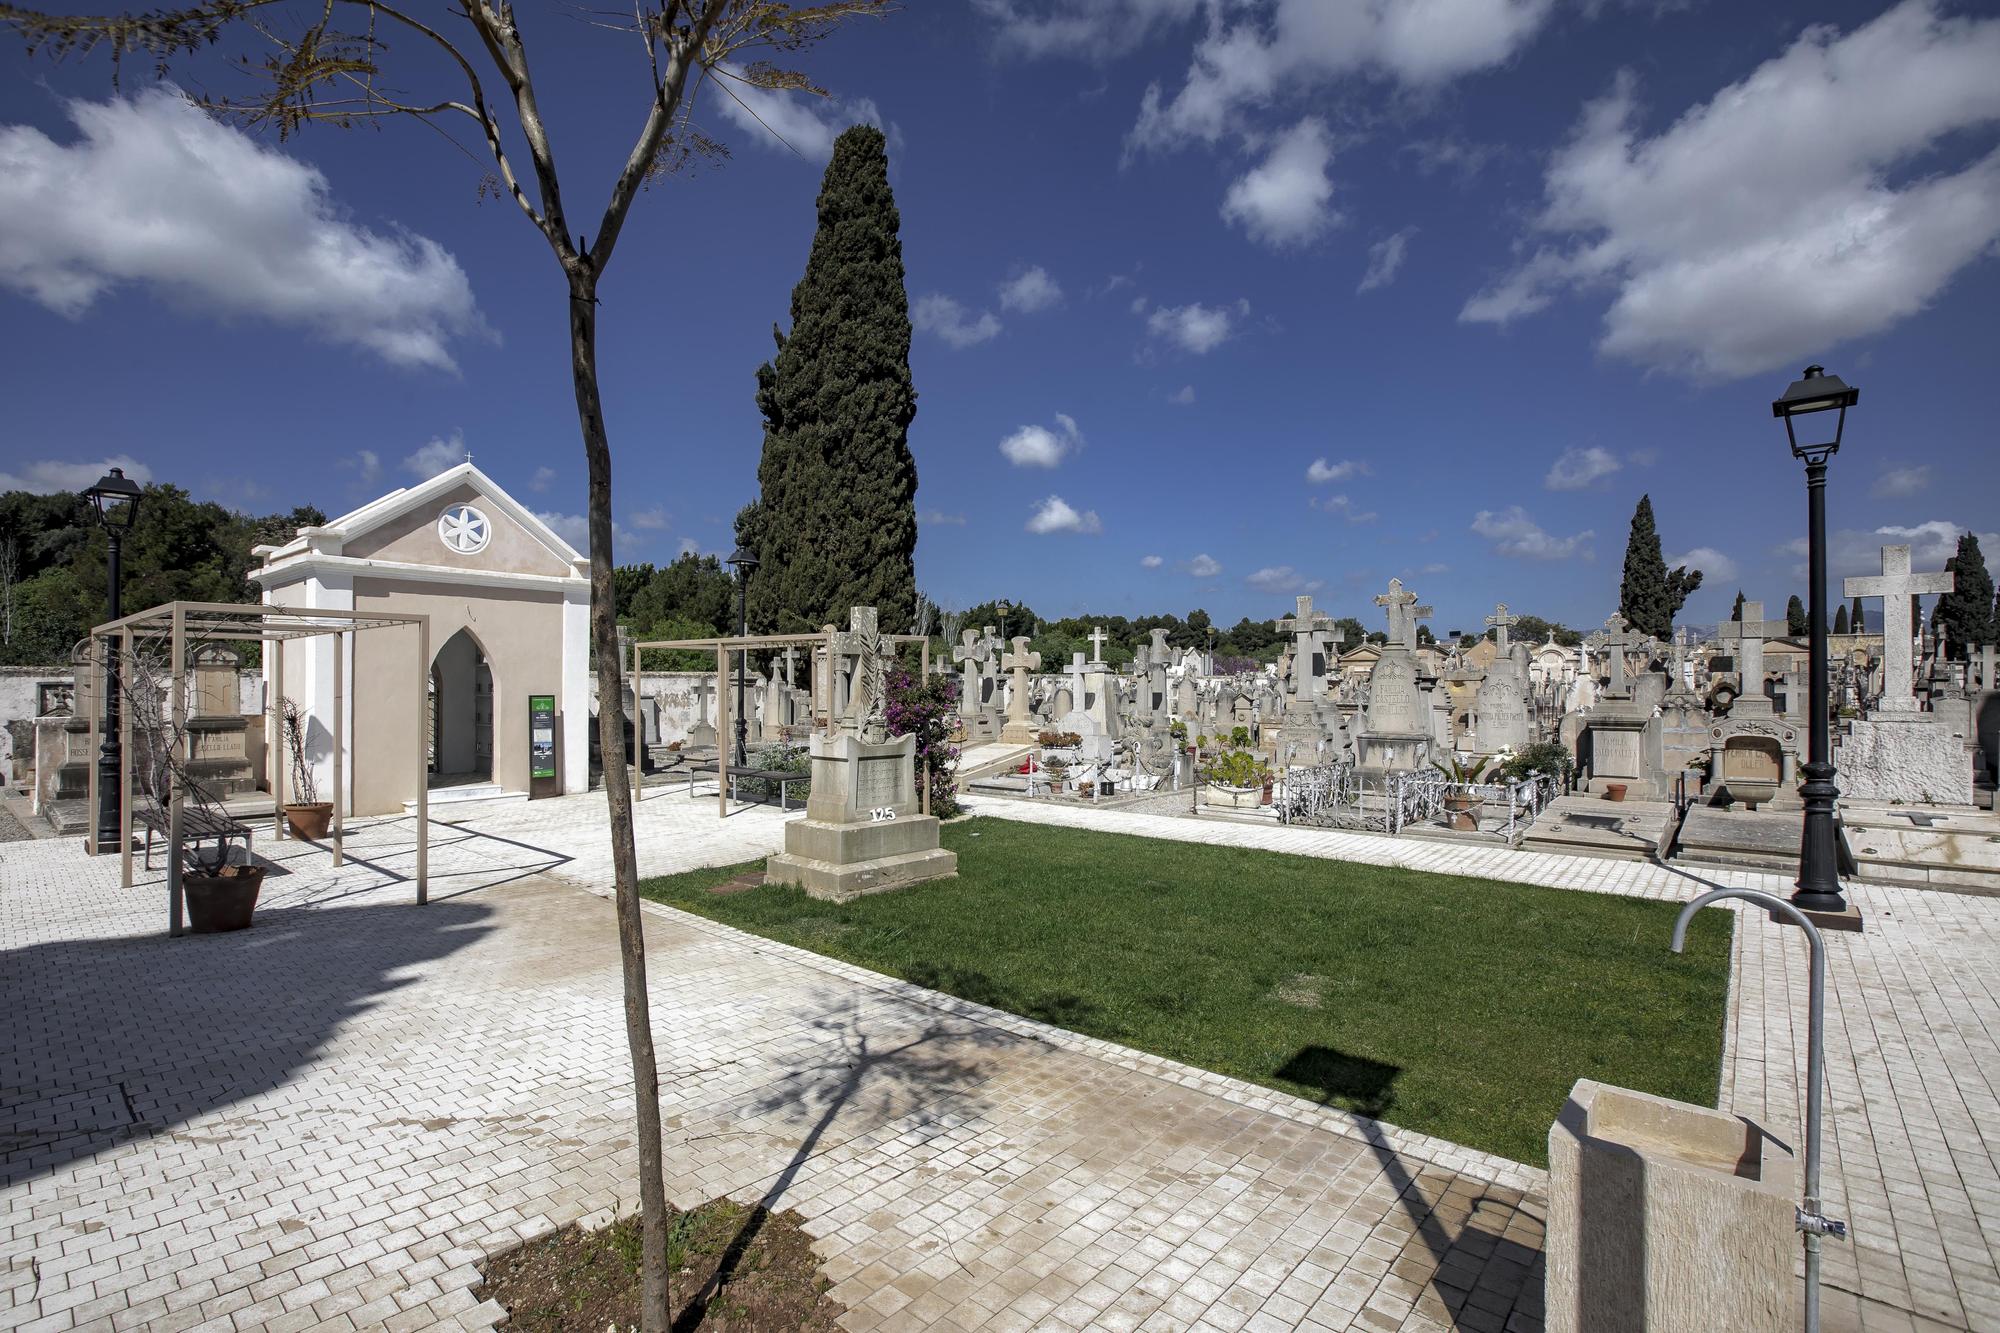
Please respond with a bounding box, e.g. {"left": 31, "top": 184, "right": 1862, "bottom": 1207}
{"left": 2, "top": 0, "right": 1997, "bottom": 635}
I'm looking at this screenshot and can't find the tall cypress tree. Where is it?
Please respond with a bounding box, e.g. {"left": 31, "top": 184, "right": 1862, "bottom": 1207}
{"left": 737, "top": 125, "right": 918, "bottom": 635}
{"left": 1732, "top": 590, "right": 1746, "bottom": 622}
{"left": 1618, "top": 495, "right": 1701, "bottom": 639}
{"left": 1932, "top": 532, "right": 1995, "bottom": 658}
{"left": 1786, "top": 595, "right": 1809, "bottom": 636}
{"left": 1833, "top": 603, "right": 1849, "bottom": 635}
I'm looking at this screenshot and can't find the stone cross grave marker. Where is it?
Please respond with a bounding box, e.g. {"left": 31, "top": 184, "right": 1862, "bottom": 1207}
{"left": 1717, "top": 601, "right": 1788, "bottom": 706}
{"left": 1001, "top": 636, "right": 1040, "bottom": 735}
{"left": 1485, "top": 602, "right": 1519, "bottom": 654}
{"left": 1277, "top": 594, "right": 1335, "bottom": 700}
{"left": 1086, "top": 625, "right": 1111, "bottom": 666}
{"left": 1844, "top": 544, "right": 1954, "bottom": 713}
{"left": 1374, "top": 579, "right": 1432, "bottom": 653}
{"left": 1975, "top": 642, "right": 1998, "bottom": 693}
{"left": 977, "top": 625, "right": 1005, "bottom": 709}
{"left": 952, "top": 628, "right": 986, "bottom": 718}
{"left": 1596, "top": 613, "right": 1639, "bottom": 696}
{"left": 830, "top": 606, "right": 889, "bottom": 741}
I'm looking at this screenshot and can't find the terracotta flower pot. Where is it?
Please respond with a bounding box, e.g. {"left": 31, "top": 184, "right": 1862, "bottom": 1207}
{"left": 284, "top": 802, "right": 333, "bottom": 839}
{"left": 1605, "top": 783, "right": 1628, "bottom": 803}
{"left": 184, "top": 864, "right": 267, "bottom": 933}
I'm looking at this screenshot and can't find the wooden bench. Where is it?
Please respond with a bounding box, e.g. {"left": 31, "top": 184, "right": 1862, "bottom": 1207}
{"left": 136, "top": 807, "right": 255, "bottom": 870}
{"left": 684, "top": 762, "right": 810, "bottom": 812}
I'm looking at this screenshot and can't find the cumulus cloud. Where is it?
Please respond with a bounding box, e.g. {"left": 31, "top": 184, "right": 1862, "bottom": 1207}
{"left": 1026, "top": 495, "right": 1102, "bottom": 535}
{"left": 1309, "top": 494, "right": 1378, "bottom": 522}
{"left": 1168, "top": 384, "right": 1197, "bottom": 405}
{"left": 1358, "top": 228, "right": 1416, "bottom": 292}
{"left": 537, "top": 511, "right": 640, "bottom": 553}
{"left": 973, "top": 0, "right": 1202, "bottom": 60}
{"left": 997, "top": 265, "right": 1064, "bottom": 313}
{"left": 1000, "top": 413, "right": 1083, "bottom": 468}
{"left": 403, "top": 430, "right": 468, "bottom": 479}
{"left": 0, "top": 454, "right": 152, "bottom": 494}
{"left": 1146, "top": 299, "right": 1247, "bottom": 354}
{"left": 529, "top": 466, "right": 557, "bottom": 493}
{"left": 1870, "top": 465, "right": 1933, "bottom": 499}
{"left": 351, "top": 450, "right": 383, "bottom": 485}
{"left": 1129, "top": 0, "right": 1556, "bottom": 153}
{"left": 920, "top": 509, "right": 967, "bottom": 526}
{"left": 1220, "top": 117, "right": 1339, "bottom": 248}
{"left": 1306, "top": 457, "right": 1369, "bottom": 484}
{"left": 1471, "top": 506, "right": 1593, "bottom": 560}
{"left": 1786, "top": 519, "right": 2000, "bottom": 580}
{"left": 677, "top": 537, "right": 701, "bottom": 558}
{"left": 0, "top": 89, "right": 486, "bottom": 371}
{"left": 1461, "top": 3, "right": 2000, "bottom": 380}
{"left": 1666, "top": 546, "right": 1738, "bottom": 581}
{"left": 1140, "top": 554, "right": 1165, "bottom": 568}
{"left": 629, "top": 506, "right": 669, "bottom": 531}
{"left": 912, "top": 293, "right": 1003, "bottom": 348}
{"left": 1247, "top": 565, "right": 1322, "bottom": 594}
{"left": 711, "top": 73, "right": 885, "bottom": 161}
{"left": 1544, "top": 445, "right": 1622, "bottom": 491}
{"left": 1186, "top": 553, "right": 1222, "bottom": 577}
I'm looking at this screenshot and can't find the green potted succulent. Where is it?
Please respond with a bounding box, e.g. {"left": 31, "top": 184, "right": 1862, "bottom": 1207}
{"left": 1201, "top": 747, "right": 1271, "bottom": 809}
{"left": 1432, "top": 752, "right": 1493, "bottom": 830}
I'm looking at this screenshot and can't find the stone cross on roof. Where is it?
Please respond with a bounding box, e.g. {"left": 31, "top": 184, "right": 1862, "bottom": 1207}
{"left": 1846, "top": 544, "right": 1955, "bottom": 712}
{"left": 1373, "top": 579, "right": 1432, "bottom": 652}
{"left": 1596, "top": 612, "right": 1639, "bottom": 696}
{"left": 1087, "top": 625, "right": 1111, "bottom": 665}
{"left": 1717, "top": 601, "right": 1787, "bottom": 700}
{"left": 1485, "top": 602, "right": 1519, "bottom": 653}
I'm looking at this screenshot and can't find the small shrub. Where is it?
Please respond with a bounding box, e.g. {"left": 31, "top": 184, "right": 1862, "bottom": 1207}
{"left": 1201, "top": 749, "right": 1270, "bottom": 788}
{"left": 1498, "top": 739, "right": 1574, "bottom": 786}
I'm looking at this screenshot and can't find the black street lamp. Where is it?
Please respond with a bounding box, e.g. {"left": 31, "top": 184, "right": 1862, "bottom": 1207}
{"left": 1773, "top": 365, "right": 1859, "bottom": 916}
{"left": 84, "top": 466, "right": 143, "bottom": 853}
{"left": 725, "top": 544, "right": 758, "bottom": 769}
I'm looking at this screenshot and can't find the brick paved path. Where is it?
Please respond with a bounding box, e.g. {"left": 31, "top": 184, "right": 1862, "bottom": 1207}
{"left": 3, "top": 786, "right": 1995, "bottom": 1332}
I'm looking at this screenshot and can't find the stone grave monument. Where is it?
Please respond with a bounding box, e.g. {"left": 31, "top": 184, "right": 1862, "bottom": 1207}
{"left": 1580, "top": 614, "right": 1670, "bottom": 799}
{"left": 1356, "top": 580, "right": 1433, "bottom": 773}
{"left": 1837, "top": 545, "right": 1971, "bottom": 804}
{"left": 187, "top": 644, "right": 257, "bottom": 798}
{"left": 999, "top": 636, "right": 1041, "bottom": 744}
{"left": 1708, "top": 603, "right": 1800, "bottom": 809}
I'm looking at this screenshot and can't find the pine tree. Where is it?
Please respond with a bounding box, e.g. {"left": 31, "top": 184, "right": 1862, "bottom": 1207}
{"left": 1786, "top": 595, "right": 1808, "bottom": 637}
{"left": 1833, "top": 603, "right": 1849, "bottom": 635}
{"left": 1618, "top": 495, "right": 1702, "bottom": 640}
{"left": 1851, "top": 596, "right": 1865, "bottom": 634}
{"left": 1931, "top": 532, "right": 1995, "bottom": 659}
{"left": 737, "top": 125, "right": 919, "bottom": 635}
{"left": 1732, "top": 590, "right": 1746, "bottom": 622}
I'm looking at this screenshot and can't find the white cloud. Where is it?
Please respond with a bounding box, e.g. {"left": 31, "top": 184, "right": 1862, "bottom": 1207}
{"left": 1871, "top": 465, "right": 1933, "bottom": 499}
{"left": 1461, "top": 3, "right": 2000, "bottom": 380}
{"left": 538, "top": 511, "right": 642, "bottom": 554}
{"left": 352, "top": 450, "right": 382, "bottom": 485}
{"left": 1129, "top": 0, "right": 1556, "bottom": 153}
{"left": 1309, "top": 494, "right": 1378, "bottom": 522}
{"left": 1145, "top": 299, "right": 1247, "bottom": 354}
{"left": 1791, "top": 519, "right": 2000, "bottom": 580}
{"left": 1140, "top": 554, "right": 1165, "bottom": 568}
{"left": 1358, "top": 228, "right": 1416, "bottom": 293}
{"left": 912, "top": 293, "right": 1003, "bottom": 348}
{"left": 1544, "top": 445, "right": 1622, "bottom": 491}
{"left": 403, "top": 430, "right": 468, "bottom": 479}
{"left": 1168, "top": 384, "right": 1196, "bottom": 405}
{"left": 920, "top": 509, "right": 967, "bottom": 526}
{"left": 0, "top": 454, "right": 152, "bottom": 495}
{"left": 973, "top": 0, "right": 1202, "bottom": 60}
{"left": 1026, "top": 495, "right": 1102, "bottom": 535}
{"left": 1666, "top": 546, "right": 1738, "bottom": 581}
{"left": 677, "top": 537, "right": 700, "bottom": 558}
{"left": 1246, "top": 565, "right": 1322, "bottom": 594}
{"left": 1471, "top": 506, "right": 1593, "bottom": 560}
{"left": 711, "top": 72, "right": 884, "bottom": 162}
{"left": 529, "top": 466, "right": 557, "bottom": 493}
{"left": 997, "top": 265, "right": 1064, "bottom": 313}
{"left": 1418, "top": 561, "right": 1451, "bottom": 576}
{"left": 630, "top": 506, "right": 669, "bottom": 531}
{"left": 0, "top": 89, "right": 485, "bottom": 371}
{"left": 1220, "top": 117, "right": 1339, "bottom": 248}
{"left": 1187, "top": 553, "right": 1222, "bottom": 577}
{"left": 999, "top": 413, "right": 1083, "bottom": 468}
{"left": 1306, "top": 457, "right": 1369, "bottom": 484}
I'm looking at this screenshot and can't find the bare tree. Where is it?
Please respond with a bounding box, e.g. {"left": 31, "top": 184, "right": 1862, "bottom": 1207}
{"left": 4, "top": 2, "right": 886, "bottom": 1324}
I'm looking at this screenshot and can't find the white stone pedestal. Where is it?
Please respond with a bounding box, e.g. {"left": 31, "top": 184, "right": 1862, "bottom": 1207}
{"left": 764, "top": 731, "right": 957, "bottom": 902}
{"left": 1837, "top": 711, "right": 1972, "bottom": 805}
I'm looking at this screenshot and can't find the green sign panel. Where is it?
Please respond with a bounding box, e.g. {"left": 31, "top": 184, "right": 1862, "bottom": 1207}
{"left": 529, "top": 694, "right": 556, "bottom": 780}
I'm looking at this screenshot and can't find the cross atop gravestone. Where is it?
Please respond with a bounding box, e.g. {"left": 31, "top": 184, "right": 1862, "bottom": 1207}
{"left": 829, "top": 606, "right": 889, "bottom": 741}
{"left": 1717, "top": 601, "right": 1787, "bottom": 705}
{"left": 1148, "top": 626, "right": 1172, "bottom": 660}
{"left": 1846, "top": 544, "right": 1954, "bottom": 712}
{"left": 1596, "top": 612, "right": 1639, "bottom": 696}
{"left": 1000, "top": 636, "right": 1041, "bottom": 735}
{"left": 952, "top": 627, "right": 987, "bottom": 716}
{"left": 1374, "top": 579, "right": 1432, "bottom": 652}
{"left": 780, "top": 646, "right": 796, "bottom": 685}
{"left": 1086, "top": 625, "right": 1111, "bottom": 666}
{"left": 1485, "top": 602, "right": 1519, "bottom": 653}
{"left": 1974, "top": 642, "right": 1998, "bottom": 693}
{"left": 1277, "top": 594, "right": 1335, "bottom": 699}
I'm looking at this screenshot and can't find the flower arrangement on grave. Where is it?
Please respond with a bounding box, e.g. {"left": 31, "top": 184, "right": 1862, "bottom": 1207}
{"left": 1042, "top": 755, "right": 1069, "bottom": 789}
{"left": 886, "top": 666, "right": 961, "bottom": 818}
{"left": 1199, "top": 748, "right": 1270, "bottom": 790}
{"left": 1037, "top": 729, "right": 1082, "bottom": 749}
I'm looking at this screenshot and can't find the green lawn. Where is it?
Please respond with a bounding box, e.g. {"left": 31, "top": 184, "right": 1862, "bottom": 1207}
{"left": 641, "top": 818, "right": 1731, "bottom": 1167}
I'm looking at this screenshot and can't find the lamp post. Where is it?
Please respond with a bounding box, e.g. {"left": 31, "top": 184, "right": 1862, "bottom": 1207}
{"left": 996, "top": 599, "right": 1011, "bottom": 644}
{"left": 1772, "top": 365, "right": 1859, "bottom": 916}
{"left": 83, "top": 467, "right": 143, "bottom": 853}
{"left": 725, "top": 544, "right": 757, "bottom": 769}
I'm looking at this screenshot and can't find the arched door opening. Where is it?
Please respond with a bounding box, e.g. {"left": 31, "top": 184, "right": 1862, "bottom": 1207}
{"left": 429, "top": 628, "right": 494, "bottom": 789}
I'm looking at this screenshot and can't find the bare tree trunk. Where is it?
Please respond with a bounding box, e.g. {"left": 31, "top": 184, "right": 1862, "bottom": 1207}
{"left": 570, "top": 267, "right": 671, "bottom": 1330}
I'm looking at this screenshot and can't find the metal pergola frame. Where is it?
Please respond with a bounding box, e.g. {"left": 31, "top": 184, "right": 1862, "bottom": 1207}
{"left": 85, "top": 600, "right": 433, "bottom": 935}
{"left": 631, "top": 629, "right": 931, "bottom": 817}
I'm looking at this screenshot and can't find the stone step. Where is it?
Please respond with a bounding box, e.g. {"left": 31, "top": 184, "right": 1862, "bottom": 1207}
{"left": 402, "top": 784, "right": 528, "bottom": 811}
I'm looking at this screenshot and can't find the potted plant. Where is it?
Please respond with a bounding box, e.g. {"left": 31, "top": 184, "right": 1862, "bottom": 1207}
{"left": 1605, "top": 782, "right": 1628, "bottom": 803}
{"left": 1432, "top": 753, "right": 1493, "bottom": 830}
{"left": 1043, "top": 756, "right": 1069, "bottom": 792}
{"left": 279, "top": 697, "right": 334, "bottom": 839}
{"left": 1201, "top": 748, "right": 1270, "bottom": 809}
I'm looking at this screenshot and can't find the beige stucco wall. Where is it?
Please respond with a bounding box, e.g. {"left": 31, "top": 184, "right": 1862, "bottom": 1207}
{"left": 342, "top": 482, "right": 572, "bottom": 579}
{"left": 346, "top": 577, "right": 567, "bottom": 814}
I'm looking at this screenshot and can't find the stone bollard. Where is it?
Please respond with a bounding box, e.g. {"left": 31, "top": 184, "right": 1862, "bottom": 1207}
{"left": 1547, "top": 1080, "right": 1800, "bottom": 1333}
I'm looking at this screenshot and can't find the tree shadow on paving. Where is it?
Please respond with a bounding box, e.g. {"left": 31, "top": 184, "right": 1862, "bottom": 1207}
{"left": 1, "top": 899, "right": 496, "bottom": 1190}
{"left": 1279, "top": 1045, "right": 1546, "bottom": 1331}
{"left": 672, "top": 992, "right": 1030, "bottom": 1332}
